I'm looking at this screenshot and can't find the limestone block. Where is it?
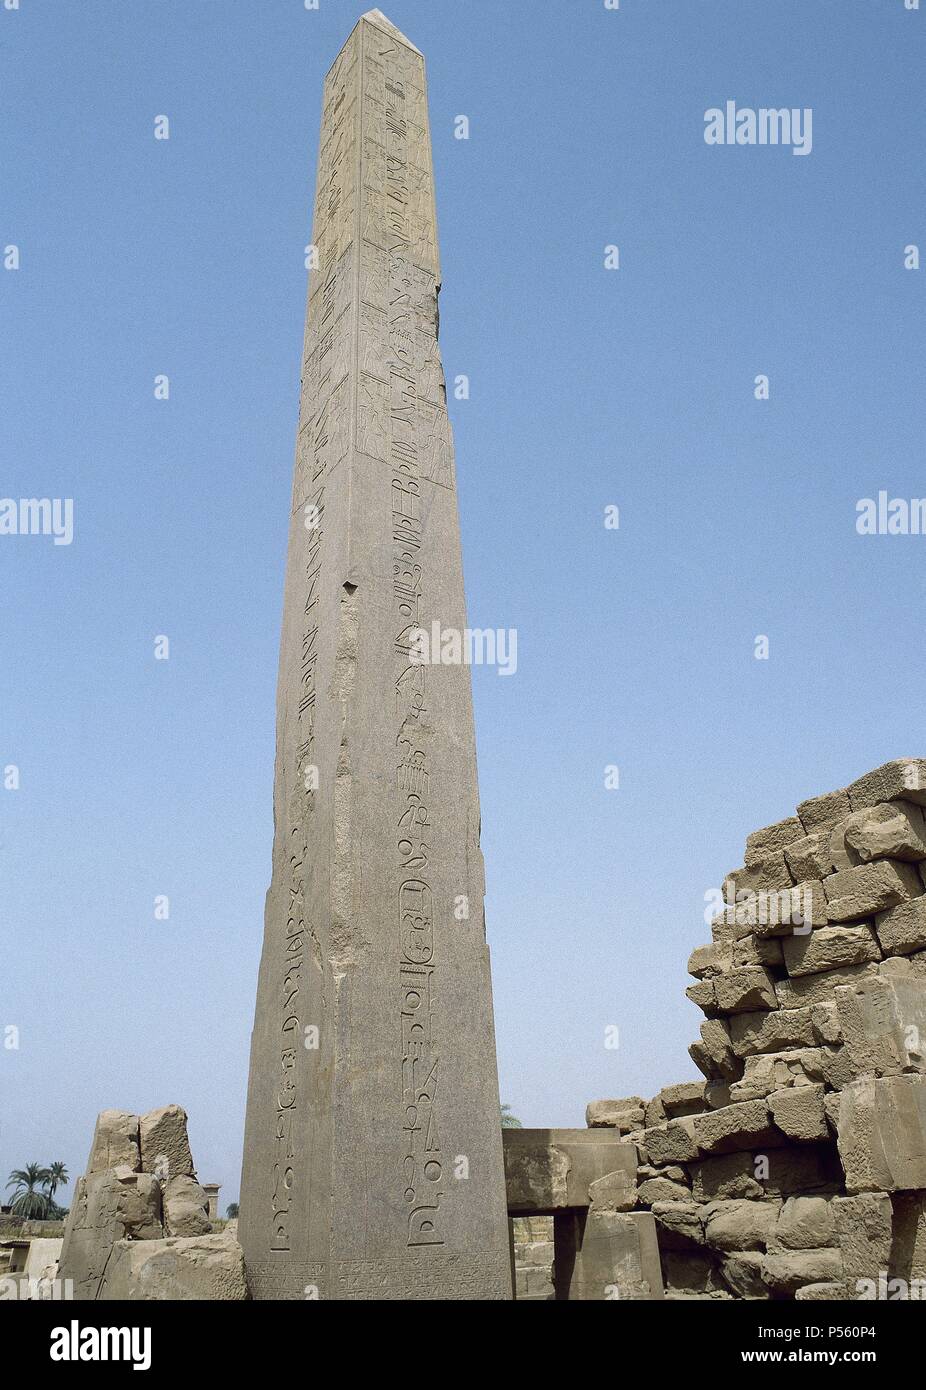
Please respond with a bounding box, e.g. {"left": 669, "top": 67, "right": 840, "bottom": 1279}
{"left": 636, "top": 1177, "right": 690, "bottom": 1206}
{"left": 697, "top": 1144, "right": 840, "bottom": 1201}
{"left": 687, "top": 944, "right": 729, "bottom": 979}
{"left": 638, "top": 1163, "right": 689, "bottom": 1184}
{"left": 818, "top": 1045, "right": 857, "bottom": 1091}
{"left": 716, "top": 888, "right": 815, "bottom": 940}
{"left": 775, "top": 963, "right": 876, "bottom": 1011}
{"left": 87, "top": 1111, "right": 140, "bottom": 1176}
{"left": 761, "top": 1248, "right": 843, "bottom": 1295}
{"left": 690, "top": 1153, "right": 764, "bottom": 1203}
{"left": 889, "top": 1193, "right": 926, "bottom": 1283}
{"left": 511, "top": 1214, "right": 553, "bottom": 1245}
{"left": 516, "top": 1240, "right": 555, "bottom": 1268}
{"left": 876, "top": 897, "right": 926, "bottom": 956}
{"left": 163, "top": 1176, "right": 212, "bottom": 1238}
{"left": 553, "top": 1209, "right": 664, "bottom": 1301}
{"left": 880, "top": 954, "right": 915, "bottom": 979}
{"left": 139, "top": 1105, "right": 195, "bottom": 1181}
{"left": 730, "top": 1049, "right": 824, "bottom": 1103}
{"left": 724, "top": 853, "right": 793, "bottom": 900}
{"left": 100, "top": 1230, "right": 248, "bottom": 1301}
{"left": 693, "top": 1100, "right": 780, "bottom": 1156}
{"left": 832, "top": 1193, "right": 892, "bottom": 1284}
{"left": 642, "top": 1119, "right": 699, "bottom": 1166}
{"left": 834, "top": 972, "right": 926, "bottom": 1079}
{"left": 689, "top": 1043, "right": 719, "bottom": 1081}
{"left": 649, "top": 1201, "right": 705, "bottom": 1250}
{"left": 769, "top": 1085, "right": 829, "bottom": 1142}
{"left": 785, "top": 833, "right": 833, "bottom": 884}
{"left": 728, "top": 1007, "right": 815, "bottom": 1058}
{"left": 514, "top": 1266, "right": 554, "bottom": 1300}
{"left": 733, "top": 935, "right": 783, "bottom": 969}
{"left": 713, "top": 967, "right": 778, "bottom": 1015}
{"left": 837, "top": 1075, "right": 926, "bottom": 1193}
{"left": 690, "top": 1018, "right": 740, "bottom": 1081}
{"left": 752, "top": 881, "right": 828, "bottom": 939}
{"left": 58, "top": 1171, "right": 125, "bottom": 1300}
{"left": 704, "top": 1081, "right": 733, "bottom": 1109}
{"left": 661, "top": 1251, "right": 723, "bottom": 1295}
{"left": 782, "top": 924, "right": 881, "bottom": 978}
{"left": 775, "top": 1196, "right": 834, "bottom": 1250}
{"left": 504, "top": 1129, "right": 637, "bottom": 1213}
{"left": 848, "top": 759, "right": 926, "bottom": 811}
{"left": 587, "top": 1168, "right": 637, "bottom": 1213}
{"left": 703, "top": 1199, "right": 780, "bottom": 1252}
{"left": 795, "top": 1281, "right": 848, "bottom": 1300}
{"left": 797, "top": 787, "right": 852, "bottom": 835}
{"left": 820, "top": 1100, "right": 838, "bottom": 1141}
{"left": 585, "top": 1097, "right": 645, "bottom": 1132}
{"left": 710, "top": 906, "right": 756, "bottom": 944}
{"left": 811, "top": 1000, "right": 842, "bottom": 1046}
{"left": 827, "top": 817, "right": 862, "bottom": 872}
{"left": 658, "top": 1082, "right": 708, "bottom": 1118}
{"left": 686, "top": 981, "right": 717, "bottom": 1014}
{"left": 720, "top": 1250, "right": 768, "bottom": 1298}
{"left": 643, "top": 1096, "right": 667, "bottom": 1128}
{"left": 844, "top": 800, "right": 926, "bottom": 863}
{"left": 745, "top": 817, "right": 804, "bottom": 866}
{"left": 824, "top": 861, "right": 922, "bottom": 923}
{"left": 112, "top": 1167, "right": 163, "bottom": 1241}
{"left": 516, "top": 1266, "right": 555, "bottom": 1300}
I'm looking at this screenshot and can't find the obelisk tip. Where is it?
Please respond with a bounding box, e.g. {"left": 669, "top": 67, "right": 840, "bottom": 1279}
{"left": 360, "top": 10, "right": 423, "bottom": 56}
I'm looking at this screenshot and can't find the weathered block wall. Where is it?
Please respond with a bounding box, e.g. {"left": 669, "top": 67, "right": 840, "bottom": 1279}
{"left": 587, "top": 761, "right": 926, "bottom": 1300}
{"left": 511, "top": 1216, "right": 554, "bottom": 1300}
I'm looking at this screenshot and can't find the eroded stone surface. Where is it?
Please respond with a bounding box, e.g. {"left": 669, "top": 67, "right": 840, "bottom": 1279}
{"left": 102, "top": 1231, "right": 248, "bottom": 1302}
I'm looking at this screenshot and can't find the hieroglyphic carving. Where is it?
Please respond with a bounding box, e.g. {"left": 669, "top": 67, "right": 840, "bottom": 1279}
{"left": 270, "top": 37, "right": 360, "bottom": 1253}
{"left": 244, "top": 11, "right": 511, "bottom": 1299}
{"left": 363, "top": 23, "right": 447, "bottom": 1252}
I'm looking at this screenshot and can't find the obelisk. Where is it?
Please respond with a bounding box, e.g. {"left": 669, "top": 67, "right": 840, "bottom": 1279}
{"left": 239, "top": 11, "right": 512, "bottom": 1300}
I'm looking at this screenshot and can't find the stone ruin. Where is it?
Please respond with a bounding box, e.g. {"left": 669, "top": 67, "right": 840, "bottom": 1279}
{"left": 58, "top": 1105, "right": 247, "bottom": 1300}
{"left": 507, "top": 759, "right": 926, "bottom": 1300}
{"left": 53, "top": 759, "right": 926, "bottom": 1301}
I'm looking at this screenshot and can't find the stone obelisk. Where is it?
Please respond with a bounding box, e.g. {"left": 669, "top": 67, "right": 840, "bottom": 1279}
{"left": 239, "top": 10, "right": 512, "bottom": 1299}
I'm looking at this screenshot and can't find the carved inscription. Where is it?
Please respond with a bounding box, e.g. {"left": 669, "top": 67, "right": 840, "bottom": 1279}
{"left": 271, "top": 44, "right": 358, "bottom": 1249}
{"left": 367, "top": 29, "right": 447, "bottom": 1249}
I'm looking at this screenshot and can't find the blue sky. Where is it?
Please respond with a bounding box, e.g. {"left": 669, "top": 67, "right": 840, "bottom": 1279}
{"left": 2, "top": 0, "right": 924, "bottom": 1207}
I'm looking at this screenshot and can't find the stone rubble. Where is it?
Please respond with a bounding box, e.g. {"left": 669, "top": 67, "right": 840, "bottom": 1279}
{"left": 58, "top": 1105, "right": 247, "bottom": 1301}
{"left": 577, "top": 761, "right": 926, "bottom": 1300}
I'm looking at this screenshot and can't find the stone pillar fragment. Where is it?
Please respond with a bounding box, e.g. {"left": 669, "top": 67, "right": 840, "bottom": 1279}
{"left": 553, "top": 1210, "right": 664, "bottom": 1301}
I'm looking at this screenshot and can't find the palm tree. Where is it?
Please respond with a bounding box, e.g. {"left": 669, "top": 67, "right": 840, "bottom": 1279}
{"left": 6, "top": 1164, "right": 53, "bottom": 1220}
{"left": 226, "top": 1202, "right": 239, "bottom": 1220}
{"left": 501, "top": 1104, "right": 522, "bottom": 1129}
{"left": 45, "top": 1162, "right": 69, "bottom": 1204}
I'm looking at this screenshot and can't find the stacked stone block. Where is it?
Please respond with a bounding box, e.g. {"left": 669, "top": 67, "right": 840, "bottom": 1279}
{"left": 59, "top": 1105, "right": 248, "bottom": 1300}
{"left": 587, "top": 761, "right": 926, "bottom": 1300}
{"left": 511, "top": 1216, "right": 555, "bottom": 1301}
{"left": 503, "top": 1128, "right": 664, "bottom": 1299}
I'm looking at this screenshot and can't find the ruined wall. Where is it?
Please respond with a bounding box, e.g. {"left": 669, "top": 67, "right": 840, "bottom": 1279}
{"left": 587, "top": 760, "right": 926, "bottom": 1300}
{"left": 58, "top": 1106, "right": 248, "bottom": 1301}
